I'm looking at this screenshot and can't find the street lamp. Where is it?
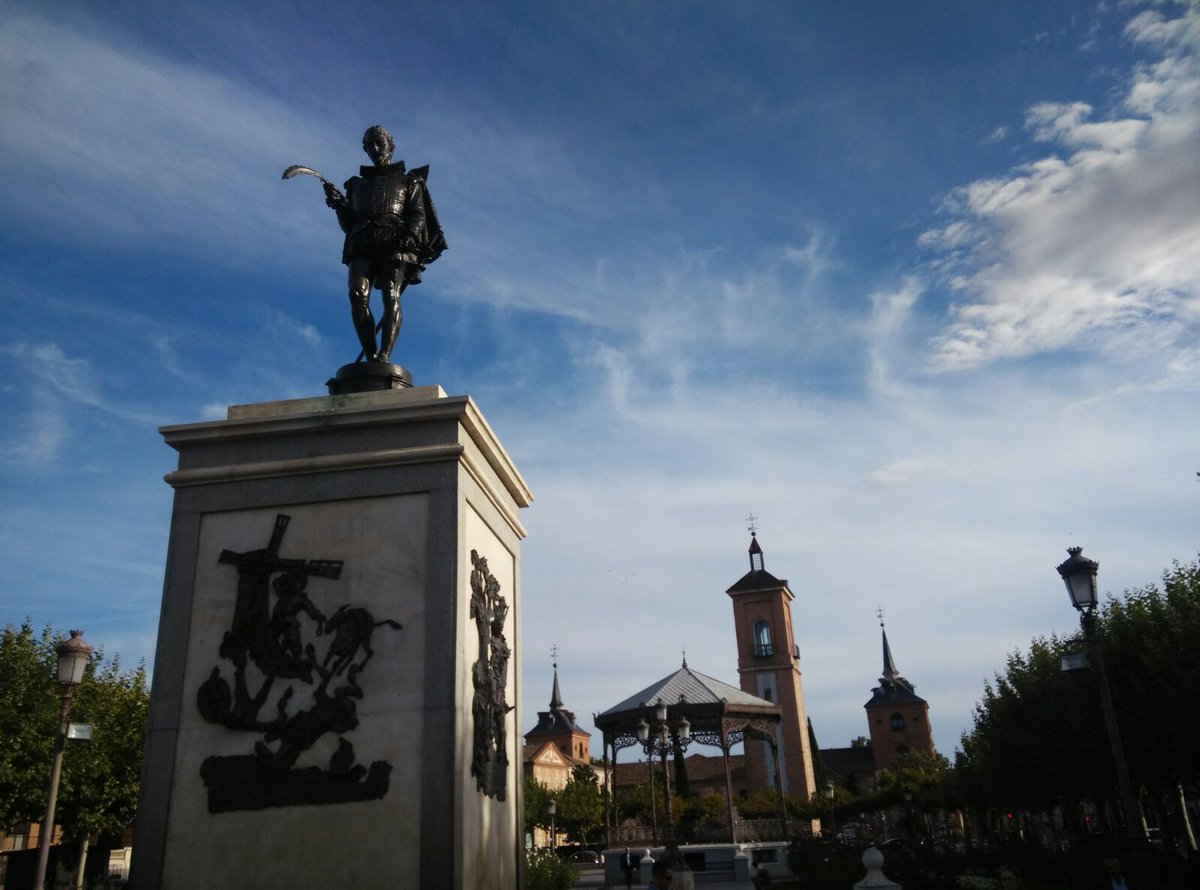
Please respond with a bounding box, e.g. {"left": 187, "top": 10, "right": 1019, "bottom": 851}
{"left": 637, "top": 699, "right": 691, "bottom": 843}
{"left": 824, "top": 781, "right": 836, "bottom": 839}
{"left": 34, "top": 629, "right": 92, "bottom": 890}
{"left": 547, "top": 797, "right": 557, "bottom": 854}
{"left": 1056, "top": 547, "right": 1155, "bottom": 890}
{"left": 635, "top": 717, "right": 659, "bottom": 845}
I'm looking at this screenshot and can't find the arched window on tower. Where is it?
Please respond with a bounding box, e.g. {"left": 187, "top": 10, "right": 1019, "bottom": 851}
{"left": 890, "top": 713, "right": 905, "bottom": 731}
{"left": 754, "top": 620, "right": 773, "bottom": 657}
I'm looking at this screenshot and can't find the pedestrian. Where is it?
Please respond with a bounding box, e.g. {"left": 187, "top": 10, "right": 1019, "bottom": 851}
{"left": 621, "top": 846, "right": 635, "bottom": 889}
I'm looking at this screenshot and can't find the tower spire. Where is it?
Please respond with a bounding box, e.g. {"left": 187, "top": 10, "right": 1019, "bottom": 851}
{"left": 550, "top": 644, "right": 563, "bottom": 709}
{"left": 877, "top": 609, "right": 900, "bottom": 682}
{"left": 881, "top": 626, "right": 900, "bottom": 683}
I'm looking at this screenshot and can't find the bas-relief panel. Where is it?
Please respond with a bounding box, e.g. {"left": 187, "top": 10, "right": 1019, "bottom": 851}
{"left": 162, "top": 496, "right": 427, "bottom": 888}
{"left": 462, "top": 504, "right": 518, "bottom": 889}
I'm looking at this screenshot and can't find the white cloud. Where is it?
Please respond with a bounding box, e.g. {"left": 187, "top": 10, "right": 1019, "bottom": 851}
{"left": 0, "top": 403, "right": 67, "bottom": 467}
{"left": 866, "top": 277, "right": 922, "bottom": 395}
{"left": 921, "top": 2, "right": 1200, "bottom": 373}
{"left": 0, "top": 341, "right": 164, "bottom": 469}
{"left": 980, "top": 125, "right": 1010, "bottom": 145}
{"left": 512, "top": 348, "right": 1200, "bottom": 753}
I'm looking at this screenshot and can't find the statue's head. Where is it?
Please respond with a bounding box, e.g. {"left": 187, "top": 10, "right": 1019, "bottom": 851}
{"left": 362, "top": 125, "right": 395, "bottom": 166}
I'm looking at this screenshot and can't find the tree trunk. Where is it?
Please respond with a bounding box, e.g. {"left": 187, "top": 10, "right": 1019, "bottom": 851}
{"left": 72, "top": 835, "right": 89, "bottom": 890}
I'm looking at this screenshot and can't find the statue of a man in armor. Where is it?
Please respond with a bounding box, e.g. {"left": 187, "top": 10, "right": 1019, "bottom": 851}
{"left": 322, "top": 125, "right": 446, "bottom": 364}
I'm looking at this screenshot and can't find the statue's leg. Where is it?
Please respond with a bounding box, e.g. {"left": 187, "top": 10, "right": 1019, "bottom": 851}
{"left": 375, "top": 262, "right": 407, "bottom": 363}
{"left": 347, "top": 260, "right": 377, "bottom": 360}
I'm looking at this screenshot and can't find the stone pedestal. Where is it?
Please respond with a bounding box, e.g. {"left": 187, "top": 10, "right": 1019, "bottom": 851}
{"left": 132, "top": 386, "right": 531, "bottom": 890}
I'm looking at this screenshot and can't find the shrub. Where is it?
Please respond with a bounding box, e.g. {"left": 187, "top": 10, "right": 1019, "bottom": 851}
{"left": 524, "top": 849, "right": 578, "bottom": 890}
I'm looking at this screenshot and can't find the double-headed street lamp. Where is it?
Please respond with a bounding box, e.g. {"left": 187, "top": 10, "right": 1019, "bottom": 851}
{"left": 34, "top": 629, "right": 92, "bottom": 890}
{"left": 1056, "top": 547, "right": 1155, "bottom": 890}
{"left": 636, "top": 699, "right": 691, "bottom": 843}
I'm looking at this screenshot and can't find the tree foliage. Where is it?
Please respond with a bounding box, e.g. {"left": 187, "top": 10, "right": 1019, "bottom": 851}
{"left": 524, "top": 775, "right": 551, "bottom": 835}
{"left": 526, "top": 766, "right": 604, "bottom": 845}
{"left": 0, "top": 622, "right": 59, "bottom": 829}
{"left": 0, "top": 622, "right": 149, "bottom": 843}
{"left": 959, "top": 558, "right": 1200, "bottom": 829}
{"left": 57, "top": 654, "right": 149, "bottom": 841}
{"left": 557, "top": 765, "right": 603, "bottom": 844}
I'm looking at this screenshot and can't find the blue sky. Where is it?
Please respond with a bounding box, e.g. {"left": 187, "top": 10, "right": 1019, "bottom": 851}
{"left": 2, "top": 0, "right": 1198, "bottom": 761}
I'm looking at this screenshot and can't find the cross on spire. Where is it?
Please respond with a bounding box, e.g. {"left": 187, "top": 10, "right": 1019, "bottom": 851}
{"left": 746, "top": 513, "right": 759, "bottom": 536}
{"left": 551, "top": 643, "right": 559, "bottom": 669}
{"left": 876, "top": 605, "right": 886, "bottom": 627}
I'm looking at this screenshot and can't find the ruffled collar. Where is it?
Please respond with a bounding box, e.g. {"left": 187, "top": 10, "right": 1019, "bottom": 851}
{"left": 360, "top": 161, "right": 406, "bottom": 177}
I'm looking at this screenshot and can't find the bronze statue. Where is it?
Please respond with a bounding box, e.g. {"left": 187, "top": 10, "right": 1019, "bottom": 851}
{"left": 285, "top": 125, "right": 446, "bottom": 365}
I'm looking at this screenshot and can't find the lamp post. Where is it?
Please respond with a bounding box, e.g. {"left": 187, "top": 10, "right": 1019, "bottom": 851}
{"left": 34, "top": 629, "right": 92, "bottom": 890}
{"left": 1056, "top": 547, "right": 1154, "bottom": 890}
{"left": 547, "top": 797, "right": 557, "bottom": 855}
{"left": 636, "top": 699, "right": 691, "bottom": 844}
{"left": 824, "top": 781, "right": 836, "bottom": 840}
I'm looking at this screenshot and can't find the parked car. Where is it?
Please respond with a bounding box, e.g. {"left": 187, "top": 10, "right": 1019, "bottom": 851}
{"left": 567, "top": 849, "right": 602, "bottom": 864}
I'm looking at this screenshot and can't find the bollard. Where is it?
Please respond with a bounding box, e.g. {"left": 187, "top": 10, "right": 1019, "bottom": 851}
{"left": 854, "top": 846, "right": 901, "bottom": 890}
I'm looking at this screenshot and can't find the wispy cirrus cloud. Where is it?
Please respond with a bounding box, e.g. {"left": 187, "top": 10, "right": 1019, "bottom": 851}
{"left": 920, "top": 2, "right": 1200, "bottom": 375}
{"left": 0, "top": 343, "right": 160, "bottom": 467}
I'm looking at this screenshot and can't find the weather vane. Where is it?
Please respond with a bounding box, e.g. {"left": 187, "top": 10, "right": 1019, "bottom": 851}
{"left": 876, "top": 605, "right": 886, "bottom": 627}
{"left": 746, "top": 513, "right": 759, "bottom": 536}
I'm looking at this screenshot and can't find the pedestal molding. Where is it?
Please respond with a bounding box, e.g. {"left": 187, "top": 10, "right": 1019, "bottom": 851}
{"left": 163, "top": 443, "right": 464, "bottom": 488}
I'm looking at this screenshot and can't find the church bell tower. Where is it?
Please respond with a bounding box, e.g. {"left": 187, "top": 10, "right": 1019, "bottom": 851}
{"left": 864, "top": 620, "right": 934, "bottom": 770}
{"left": 726, "top": 528, "right": 816, "bottom": 799}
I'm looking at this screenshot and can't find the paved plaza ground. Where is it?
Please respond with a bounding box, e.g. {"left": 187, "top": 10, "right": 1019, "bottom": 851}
{"left": 570, "top": 863, "right": 766, "bottom": 889}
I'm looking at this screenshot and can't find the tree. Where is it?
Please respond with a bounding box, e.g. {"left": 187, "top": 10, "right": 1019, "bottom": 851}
{"left": 0, "top": 622, "right": 59, "bottom": 830}
{"left": 0, "top": 622, "right": 149, "bottom": 888}
{"left": 557, "top": 765, "right": 603, "bottom": 844}
{"left": 524, "top": 775, "right": 551, "bottom": 836}
{"left": 57, "top": 654, "right": 149, "bottom": 886}
{"left": 738, "top": 787, "right": 787, "bottom": 820}
{"left": 850, "top": 736, "right": 870, "bottom": 748}
{"left": 612, "top": 782, "right": 650, "bottom": 824}
{"left": 958, "top": 558, "right": 1200, "bottom": 855}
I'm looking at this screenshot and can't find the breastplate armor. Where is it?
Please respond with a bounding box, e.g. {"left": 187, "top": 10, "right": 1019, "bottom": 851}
{"left": 349, "top": 172, "right": 408, "bottom": 222}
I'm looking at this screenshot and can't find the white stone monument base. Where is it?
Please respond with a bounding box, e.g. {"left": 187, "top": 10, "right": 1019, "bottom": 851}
{"left": 133, "top": 387, "right": 531, "bottom": 890}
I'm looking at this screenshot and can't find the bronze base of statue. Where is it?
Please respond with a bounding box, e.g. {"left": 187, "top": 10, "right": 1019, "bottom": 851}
{"left": 327, "top": 361, "right": 412, "bottom": 395}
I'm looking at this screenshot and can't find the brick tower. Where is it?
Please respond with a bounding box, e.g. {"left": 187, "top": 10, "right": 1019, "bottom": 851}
{"left": 864, "top": 622, "right": 934, "bottom": 770}
{"left": 726, "top": 532, "right": 816, "bottom": 798}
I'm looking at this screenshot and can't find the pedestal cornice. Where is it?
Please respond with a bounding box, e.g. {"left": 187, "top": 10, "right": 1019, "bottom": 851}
{"left": 160, "top": 386, "right": 532, "bottom": 536}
